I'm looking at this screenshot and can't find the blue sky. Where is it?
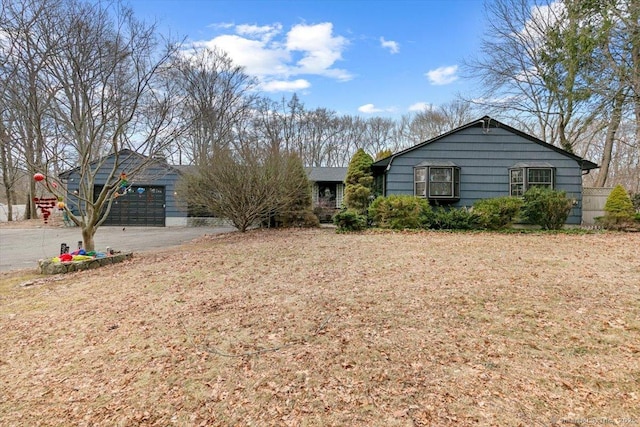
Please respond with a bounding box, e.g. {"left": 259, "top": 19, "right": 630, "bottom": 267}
{"left": 128, "top": 0, "right": 489, "bottom": 118}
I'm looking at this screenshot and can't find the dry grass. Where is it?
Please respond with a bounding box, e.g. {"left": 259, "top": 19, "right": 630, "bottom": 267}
{"left": 0, "top": 228, "right": 638, "bottom": 426}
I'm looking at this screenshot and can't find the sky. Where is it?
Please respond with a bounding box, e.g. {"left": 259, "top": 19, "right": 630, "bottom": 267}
{"left": 127, "top": 0, "right": 490, "bottom": 118}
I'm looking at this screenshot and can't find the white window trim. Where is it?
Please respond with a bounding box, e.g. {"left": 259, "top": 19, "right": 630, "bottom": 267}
{"left": 414, "top": 165, "right": 460, "bottom": 200}
{"left": 509, "top": 167, "right": 554, "bottom": 196}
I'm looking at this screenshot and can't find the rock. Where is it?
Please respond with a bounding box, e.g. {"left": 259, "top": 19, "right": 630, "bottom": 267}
{"left": 37, "top": 252, "right": 134, "bottom": 275}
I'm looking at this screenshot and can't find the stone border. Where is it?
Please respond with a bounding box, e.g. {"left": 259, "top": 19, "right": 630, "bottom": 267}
{"left": 38, "top": 252, "right": 133, "bottom": 275}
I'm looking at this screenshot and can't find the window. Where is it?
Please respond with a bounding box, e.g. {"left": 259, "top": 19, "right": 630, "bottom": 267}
{"left": 510, "top": 169, "right": 524, "bottom": 196}
{"left": 527, "top": 168, "right": 553, "bottom": 189}
{"left": 429, "top": 167, "right": 453, "bottom": 197}
{"left": 414, "top": 168, "right": 427, "bottom": 197}
{"left": 509, "top": 166, "right": 554, "bottom": 196}
{"left": 414, "top": 164, "right": 460, "bottom": 201}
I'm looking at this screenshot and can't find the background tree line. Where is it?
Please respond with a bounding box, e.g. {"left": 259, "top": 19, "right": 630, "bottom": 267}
{"left": 1, "top": 0, "right": 638, "bottom": 231}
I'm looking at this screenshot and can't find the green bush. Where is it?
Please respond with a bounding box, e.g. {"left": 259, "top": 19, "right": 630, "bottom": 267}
{"left": 597, "top": 185, "right": 636, "bottom": 230}
{"left": 604, "top": 185, "right": 635, "bottom": 216}
{"left": 473, "top": 197, "right": 523, "bottom": 230}
{"left": 429, "top": 207, "right": 479, "bottom": 230}
{"left": 368, "top": 195, "right": 432, "bottom": 230}
{"left": 521, "top": 187, "right": 573, "bottom": 230}
{"left": 333, "top": 209, "right": 368, "bottom": 232}
{"left": 344, "top": 149, "right": 374, "bottom": 214}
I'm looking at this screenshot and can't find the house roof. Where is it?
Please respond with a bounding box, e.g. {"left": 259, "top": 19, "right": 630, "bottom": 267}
{"left": 372, "top": 116, "right": 599, "bottom": 171}
{"left": 59, "top": 149, "right": 181, "bottom": 179}
{"left": 305, "top": 167, "right": 347, "bottom": 183}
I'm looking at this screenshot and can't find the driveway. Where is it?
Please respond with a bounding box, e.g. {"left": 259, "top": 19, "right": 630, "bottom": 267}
{"left": 0, "top": 225, "right": 236, "bottom": 272}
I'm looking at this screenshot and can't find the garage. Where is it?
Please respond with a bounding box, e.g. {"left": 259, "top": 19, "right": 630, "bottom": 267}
{"left": 61, "top": 150, "right": 190, "bottom": 226}
{"left": 97, "top": 185, "right": 166, "bottom": 227}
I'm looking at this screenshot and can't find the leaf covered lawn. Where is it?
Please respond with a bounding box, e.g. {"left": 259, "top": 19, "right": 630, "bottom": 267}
{"left": 1, "top": 228, "right": 639, "bottom": 426}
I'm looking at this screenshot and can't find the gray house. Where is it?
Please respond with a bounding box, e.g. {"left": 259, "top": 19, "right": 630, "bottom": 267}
{"left": 60, "top": 149, "right": 187, "bottom": 227}
{"left": 371, "top": 116, "right": 598, "bottom": 224}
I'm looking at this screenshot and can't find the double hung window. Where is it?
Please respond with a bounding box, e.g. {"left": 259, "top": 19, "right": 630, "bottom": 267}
{"left": 414, "top": 162, "right": 460, "bottom": 201}
{"left": 509, "top": 165, "right": 554, "bottom": 196}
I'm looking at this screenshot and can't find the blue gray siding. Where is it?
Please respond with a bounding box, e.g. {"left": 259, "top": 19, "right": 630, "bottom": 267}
{"left": 384, "top": 127, "right": 585, "bottom": 224}
{"left": 63, "top": 151, "right": 187, "bottom": 225}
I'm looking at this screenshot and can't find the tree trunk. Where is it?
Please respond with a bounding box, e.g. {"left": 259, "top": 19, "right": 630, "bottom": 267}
{"left": 0, "top": 151, "right": 13, "bottom": 221}
{"left": 594, "top": 90, "right": 625, "bottom": 187}
{"left": 82, "top": 226, "right": 96, "bottom": 252}
{"left": 0, "top": 124, "right": 16, "bottom": 221}
{"left": 24, "top": 190, "right": 33, "bottom": 220}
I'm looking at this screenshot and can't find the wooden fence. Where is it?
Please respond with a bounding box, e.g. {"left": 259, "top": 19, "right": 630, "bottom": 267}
{"left": 582, "top": 187, "right": 614, "bottom": 225}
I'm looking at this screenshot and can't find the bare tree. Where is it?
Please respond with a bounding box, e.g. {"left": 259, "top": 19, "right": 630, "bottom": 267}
{"left": 0, "top": 120, "right": 21, "bottom": 220}
{"left": 169, "top": 47, "right": 257, "bottom": 165}
{"left": 361, "top": 117, "right": 396, "bottom": 158}
{"left": 177, "top": 148, "right": 314, "bottom": 232}
{"left": 2, "top": 0, "right": 183, "bottom": 250}
{"left": 464, "top": 0, "right": 600, "bottom": 151}
{"left": 0, "top": 0, "right": 59, "bottom": 219}
{"left": 588, "top": 0, "right": 639, "bottom": 186}
{"left": 335, "top": 115, "right": 368, "bottom": 165}
{"left": 392, "top": 100, "right": 478, "bottom": 148}
{"left": 465, "top": 0, "right": 640, "bottom": 188}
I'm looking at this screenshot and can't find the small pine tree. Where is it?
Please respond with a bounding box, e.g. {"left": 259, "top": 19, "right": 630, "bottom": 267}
{"left": 344, "top": 148, "right": 374, "bottom": 214}
{"left": 604, "top": 185, "right": 635, "bottom": 217}
{"left": 276, "top": 153, "right": 319, "bottom": 228}
{"left": 599, "top": 184, "right": 635, "bottom": 229}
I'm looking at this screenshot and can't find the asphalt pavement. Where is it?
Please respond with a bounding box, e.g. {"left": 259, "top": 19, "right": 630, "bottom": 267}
{"left": 0, "top": 225, "right": 235, "bottom": 272}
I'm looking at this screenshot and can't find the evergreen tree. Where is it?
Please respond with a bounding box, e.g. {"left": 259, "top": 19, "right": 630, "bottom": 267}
{"left": 604, "top": 185, "right": 634, "bottom": 217}
{"left": 344, "top": 148, "right": 374, "bottom": 213}
{"left": 598, "top": 184, "right": 635, "bottom": 229}
{"left": 277, "top": 153, "right": 319, "bottom": 227}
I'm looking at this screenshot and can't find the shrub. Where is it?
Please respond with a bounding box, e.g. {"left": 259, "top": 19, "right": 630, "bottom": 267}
{"left": 597, "top": 185, "right": 636, "bottom": 230}
{"left": 277, "top": 153, "right": 319, "bottom": 228}
{"left": 429, "top": 206, "right": 479, "bottom": 230}
{"left": 368, "top": 195, "right": 432, "bottom": 230}
{"left": 473, "top": 197, "right": 523, "bottom": 230}
{"left": 604, "top": 185, "right": 635, "bottom": 216}
{"left": 333, "top": 209, "right": 367, "bottom": 232}
{"left": 521, "top": 187, "right": 573, "bottom": 230}
{"left": 344, "top": 149, "right": 374, "bottom": 214}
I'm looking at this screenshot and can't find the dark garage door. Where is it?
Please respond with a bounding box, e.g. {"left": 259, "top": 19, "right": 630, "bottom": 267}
{"left": 98, "top": 185, "right": 166, "bottom": 226}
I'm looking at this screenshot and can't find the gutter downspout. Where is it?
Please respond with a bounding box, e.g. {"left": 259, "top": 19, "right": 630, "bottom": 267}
{"left": 383, "top": 155, "right": 397, "bottom": 197}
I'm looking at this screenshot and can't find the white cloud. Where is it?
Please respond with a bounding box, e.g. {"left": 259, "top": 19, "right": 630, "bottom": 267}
{"left": 425, "top": 65, "right": 459, "bottom": 85}
{"left": 236, "top": 23, "right": 282, "bottom": 42}
{"left": 286, "top": 23, "right": 351, "bottom": 80}
{"left": 208, "top": 22, "right": 235, "bottom": 30}
{"left": 380, "top": 37, "right": 399, "bottom": 54}
{"left": 358, "top": 103, "right": 383, "bottom": 113}
{"left": 190, "top": 21, "right": 351, "bottom": 92}
{"left": 408, "top": 102, "right": 431, "bottom": 112}
{"left": 260, "top": 79, "right": 311, "bottom": 92}
{"left": 193, "top": 35, "right": 290, "bottom": 77}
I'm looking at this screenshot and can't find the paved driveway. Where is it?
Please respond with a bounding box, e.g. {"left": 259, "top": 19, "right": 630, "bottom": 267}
{"left": 0, "top": 225, "right": 235, "bottom": 272}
